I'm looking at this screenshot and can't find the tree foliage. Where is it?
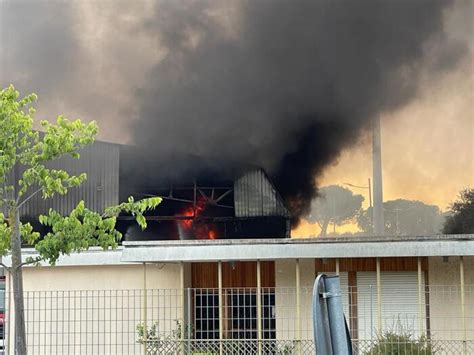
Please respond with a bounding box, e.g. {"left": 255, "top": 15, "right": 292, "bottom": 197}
{"left": 1, "top": 84, "right": 162, "bottom": 352}
{"left": 0, "top": 85, "right": 161, "bottom": 355}
{"left": 308, "top": 185, "right": 364, "bottom": 236}
{"left": 357, "top": 199, "right": 442, "bottom": 236}
{"left": 0, "top": 85, "right": 161, "bottom": 264}
{"left": 443, "top": 188, "right": 474, "bottom": 234}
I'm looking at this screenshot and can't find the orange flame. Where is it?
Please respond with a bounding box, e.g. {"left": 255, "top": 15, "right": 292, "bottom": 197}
{"left": 176, "top": 197, "right": 218, "bottom": 239}
{"left": 208, "top": 230, "right": 216, "bottom": 240}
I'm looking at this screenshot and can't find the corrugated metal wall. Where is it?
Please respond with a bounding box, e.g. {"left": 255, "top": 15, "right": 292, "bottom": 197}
{"left": 18, "top": 141, "right": 119, "bottom": 216}
{"left": 234, "top": 169, "right": 289, "bottom": 218}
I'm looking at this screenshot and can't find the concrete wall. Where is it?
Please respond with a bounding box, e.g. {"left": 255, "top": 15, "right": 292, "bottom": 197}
{"left": 6, "top": 263, "right": 184, "bottom": 354}
{"left": 274, "top": 257, "right": 474, "bottom": 344}
{"left": 428, "top": 256, "right": 474, "bottom": 341}
{"left": 4, "top": 254, "right": 474, "bottom": 352}
{"left": 275, "top": 259, "right": 315, "bottom": 341}
{"left": 21, "top": 263, "right": 182, "bottom": 291}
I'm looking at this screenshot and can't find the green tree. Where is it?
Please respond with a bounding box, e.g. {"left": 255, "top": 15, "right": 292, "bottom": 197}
{"left": 443, "top": 188, "right": 474, "bottom": 234}
{"left": 308, "top": 185, "right": 364, "bottom": 236}
{"left": 0, "top": 85, "right": 161, "bottom": 354}
{"left": 357, "top": 199, "right": 442, "bottom": 236}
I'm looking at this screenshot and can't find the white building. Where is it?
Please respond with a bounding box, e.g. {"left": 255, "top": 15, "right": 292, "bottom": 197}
{"left": 3, "top": 234, "right": 473, "bottom": 354}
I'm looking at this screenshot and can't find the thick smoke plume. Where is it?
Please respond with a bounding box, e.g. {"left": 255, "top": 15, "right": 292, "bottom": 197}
{"left": 1, "top": 0, "right": 466, "bottom": 225}
{"left": 133, "top": 0, "right": 461, "bottom": 224}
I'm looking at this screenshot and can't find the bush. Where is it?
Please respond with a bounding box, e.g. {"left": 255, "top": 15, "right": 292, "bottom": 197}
{"left": 365, "top": 332, "right": 435, "bottom": 355}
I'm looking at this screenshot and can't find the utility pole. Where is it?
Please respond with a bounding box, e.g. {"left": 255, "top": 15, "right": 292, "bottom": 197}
{"left": 372, "top": 116, "right": 385, "bottom": 235}
{"left": 367, "top": 178, "right": 372, "bottom": 209}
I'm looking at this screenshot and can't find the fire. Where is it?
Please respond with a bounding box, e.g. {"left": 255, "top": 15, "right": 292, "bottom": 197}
{"left": 180, "top": 207, "right": 194, "bottom": 228}
{"left": 208, "top": 230, "right": 216, "bottom": 240}
{"left": 176, "top": 197, "right": 218, "bottom": 240}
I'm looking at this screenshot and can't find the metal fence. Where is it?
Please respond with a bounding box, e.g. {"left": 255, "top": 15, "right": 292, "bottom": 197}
{"left": 0, "top": 285, "right": 473, "bottom": 354}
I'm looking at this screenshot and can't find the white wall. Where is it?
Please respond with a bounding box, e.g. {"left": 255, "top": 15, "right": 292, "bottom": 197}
{"left": 21, "top": 263, "right": 182, "bottom": 291}
{"left": 428, "top": 256, "right": 474, "bottom": 341}
{"left": 275, "top": 259, "right": 314, "bottom": 341}
{"left": 5, "top": 255, "right": 474, "bottom": 353}
{"left": 6, "top": 263, "right": 184, "bottom": 354}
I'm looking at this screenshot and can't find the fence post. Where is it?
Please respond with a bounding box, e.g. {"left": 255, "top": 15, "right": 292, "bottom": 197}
{"left": 296, "top": 258, "right": 301, "bottom": 355}
{"left": 180, "top": 262, "right": 185, "bottom": 353}
{"left": 187, "top": 288, "right": 192, "bottom": 355}
{"left": 417, "top": 257, "right": 424, "bottom": 335}
{"left": 7, "top": 270, "right": 12, "bottom": 355}
{"left": 460, "top": 256, "right": 467, "bottom": 355}
{"left": 142, "top": 263, "right": 147, "bottom": 355}
{"left": 218, "top": 261, "right": 223, "bottom": 355}
{"left": 257, "top": 260, "right": 262, "bottom": 355}
{"left": 376, "top": 258, "right": 382, "bottom": 334}
{"left": 369, "top": 285, "right": 373, "bottom": 339}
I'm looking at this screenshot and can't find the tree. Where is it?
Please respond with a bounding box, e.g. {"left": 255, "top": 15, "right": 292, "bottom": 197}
{"left": 357, "top": 199, "right": 442, "bottom": 236}
{"left": 308, "top": 185, "right": 364, "bottom": 236}
{"left": 443, "top": 188, "right": 474, "bottom": 234}
{"left": 0, "top": 85, "right": 161, "bottom": 354}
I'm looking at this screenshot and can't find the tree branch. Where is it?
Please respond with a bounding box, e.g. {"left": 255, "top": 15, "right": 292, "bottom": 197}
{"left": 17, "top": 256, "right": 44, "bottom": 269}
{"left": 16, "top": 187, "right": 43, "bottom": 210}
{"left": 0, "top": 262, "right": 11, "bottom": 272}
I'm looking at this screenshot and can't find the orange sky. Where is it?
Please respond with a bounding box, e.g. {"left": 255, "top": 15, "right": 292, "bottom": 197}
{"left": 321, "top": 55, "right": 473, "bottom": 211}
{"left": 293, "top": 45, "right": 473, "bottom": 238}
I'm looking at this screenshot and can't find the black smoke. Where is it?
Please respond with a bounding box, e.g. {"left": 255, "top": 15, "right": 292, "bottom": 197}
{"left": 133, "top": 0, "right": 463, "bottom": 224}
{"left": 1, "top": 0, "right": 467, "bottom": 225}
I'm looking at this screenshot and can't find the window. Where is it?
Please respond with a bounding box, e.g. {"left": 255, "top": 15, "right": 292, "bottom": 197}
{"left": 193, "top": 288, "right": 276, "bottom": 341}
{"left": 357, "top": 272, "right": 425, "bottom": 340}
{"left": 194, "top": 290, "right": 219, "bottom": 340}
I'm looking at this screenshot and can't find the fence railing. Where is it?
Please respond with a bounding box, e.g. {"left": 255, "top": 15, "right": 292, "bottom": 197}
{"left": 0, "top": 285, "right": 472, "bottom": 354}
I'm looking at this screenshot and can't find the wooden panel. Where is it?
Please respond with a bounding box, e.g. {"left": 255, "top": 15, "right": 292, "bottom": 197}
{"left": 380, "top": 257, "right": 428, "bottom": 271}
{"left": 191, "top": 262, "right": 218, "bottom": 288}
{"left": 223, "top": 261, "right": 275, "bottom": 288}
{"left": 191, "top": 261, "right": 275, "bottom": 288}
{"left": 315, "top": 257, "right": 428, "bottom": 272}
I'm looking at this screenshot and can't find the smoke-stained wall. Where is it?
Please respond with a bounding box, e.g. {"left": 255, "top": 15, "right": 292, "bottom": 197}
{"left": 1, "top": 0, "right": 468, "bottom": 225}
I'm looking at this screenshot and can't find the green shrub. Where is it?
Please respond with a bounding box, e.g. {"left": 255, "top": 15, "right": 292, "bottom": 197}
{"left": 365, "top": 332, "right": 435, "bottom": 355}
{"left": 276, "top": 341, "right": 297, "bottom": 354}
{"left": 137, "top": 319, "right": 195, "bottom": 344}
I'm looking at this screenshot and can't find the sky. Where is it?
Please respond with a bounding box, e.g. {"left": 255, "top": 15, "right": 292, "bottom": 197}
{"left": 293, "top": 45, "right": 473, "bottom": 237}
{"left": 298, "top": 2, "right": 473, "bottom": 237}
{"left": 320, "top": 46, "right": 473, "bottom": 212}
{"left": 292, "top": 2, "right": 473, "bottom": 236}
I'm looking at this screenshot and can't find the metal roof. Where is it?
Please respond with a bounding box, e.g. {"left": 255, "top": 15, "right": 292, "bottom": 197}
{"left": 5, "top": 235, "right": 473, "bottom": 267}
{"left": 234, "top": 169, "right": 290, "bottom": 218}
{"left": 121, "top": 234, "right": 474, "bottom": 262}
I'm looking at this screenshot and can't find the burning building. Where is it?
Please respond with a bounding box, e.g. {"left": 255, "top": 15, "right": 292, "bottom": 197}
{"left": 15, "top": 141, "right": 292, "bottom": 241}
{"left": 120, "top": 167, "right": 291, "bottom": 241}
{"left": 119, "top": 145, "right": 292, "bottom": 240}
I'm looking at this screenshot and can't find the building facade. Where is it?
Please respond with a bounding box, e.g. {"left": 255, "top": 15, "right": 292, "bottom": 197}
{"left": 2, "top": 235, "right": 473, "bottom": 354}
